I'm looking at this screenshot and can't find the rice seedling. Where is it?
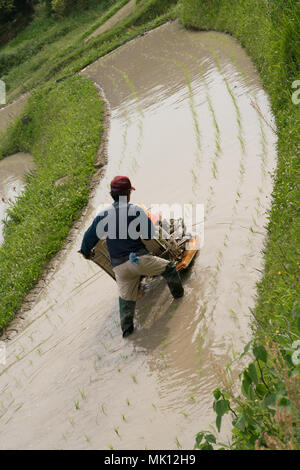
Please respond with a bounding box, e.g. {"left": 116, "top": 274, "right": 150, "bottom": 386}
{"left": 131, "top": 374, "right": 137, "bottom": 384}
{"left": 115, "top": 66, "right": 145, "bottom": 162}
{"left": 27, "top": 333, "right": 34, "bottom": 342}
{"left": 175, "top": 436, "right": 182, "bottom": 449}
{"left": 78, "top": 388, "right": 86, "bottom": 400}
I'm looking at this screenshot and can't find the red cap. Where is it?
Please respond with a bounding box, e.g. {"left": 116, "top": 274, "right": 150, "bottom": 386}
{"left": 110, "top": 175, "right": 135, "bottom": 191}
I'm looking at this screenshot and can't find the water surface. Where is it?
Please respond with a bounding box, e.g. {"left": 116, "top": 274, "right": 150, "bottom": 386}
{"left": 0, "top": 22, "right": 277, "bottom": 450}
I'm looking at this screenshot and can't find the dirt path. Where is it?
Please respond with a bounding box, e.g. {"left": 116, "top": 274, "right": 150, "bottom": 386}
{"left": 0, "top": 22, "right": 277, "bottom": 450}
{"left": 84, "top": 0, "right": 137, "bottom": 43}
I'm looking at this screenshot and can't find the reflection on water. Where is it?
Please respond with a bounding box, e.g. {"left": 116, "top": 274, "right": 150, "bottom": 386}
{"left": 0, "top": 152, "right": 35, "bottom": 244}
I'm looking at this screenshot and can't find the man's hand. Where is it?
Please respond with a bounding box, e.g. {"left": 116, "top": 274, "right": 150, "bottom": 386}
{"left": 78, "top": 249, "right": 92, "bottom": 260}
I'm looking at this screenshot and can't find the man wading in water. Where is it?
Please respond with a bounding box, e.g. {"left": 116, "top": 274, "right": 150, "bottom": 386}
{"left": 80, "top": 176, "right": 184, "bottom": 338}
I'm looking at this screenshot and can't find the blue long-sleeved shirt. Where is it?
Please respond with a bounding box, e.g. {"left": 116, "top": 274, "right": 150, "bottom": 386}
{"left": 80, "top": 201, "right": 155, "bottom": 268}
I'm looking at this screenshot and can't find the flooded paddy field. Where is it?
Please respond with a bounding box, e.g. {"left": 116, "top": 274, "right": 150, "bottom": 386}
{"left": 0, "top": 21, "right": 276, "bottom": 449}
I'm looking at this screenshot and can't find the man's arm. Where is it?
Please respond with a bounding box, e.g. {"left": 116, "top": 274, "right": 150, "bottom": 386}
{"left": 80, "top": 215, "right": 102, "bottom": 258}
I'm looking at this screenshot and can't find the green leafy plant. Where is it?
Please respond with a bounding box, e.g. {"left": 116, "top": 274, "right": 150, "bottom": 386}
{"left": 194, "top": 432, "right": 217, "bottom": 450}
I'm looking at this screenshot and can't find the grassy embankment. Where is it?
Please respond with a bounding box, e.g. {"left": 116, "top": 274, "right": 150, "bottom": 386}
{"left": 1, "top": 0, "right": 179, "bottom": 104}
{"left": 180, "top": 0, "right": 300, "bottom": 450}
{"left": 0, "top": 0, "right": 179, "bottom": 331}
{"left": 0, "top": 76, "right": 103, "bottom": 330}
{"left": 0, "top": 0, "right": 129, "bottom": 102}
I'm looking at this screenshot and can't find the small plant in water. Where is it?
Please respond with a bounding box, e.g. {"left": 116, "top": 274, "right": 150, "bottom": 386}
{"left": 175, "top": 437, "right": 182, "bottom": 449}
{"left": 131, "top": 374, "right": 137, "bottom": 384}
{"left": 78, "top": 388, "right": 86, "bottom": 400}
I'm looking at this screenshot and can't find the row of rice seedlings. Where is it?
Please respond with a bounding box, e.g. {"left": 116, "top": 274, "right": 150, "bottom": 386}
{"left": 193, "top": 43, "right": 251, "bottom": 338}
{"left": 215, "top": 36, "right": 272, "bottom": 220}
{"left": 140, "top": 50, "right": 203, "bottom": 197}
{"left": 179, "top": 36, "right": 223, "bottom": 215}
{"left": 113, "top": 65, "right": 145, "bottom": 173}
{"left": 221, "top": 45, "right": 272, "bottom": 276}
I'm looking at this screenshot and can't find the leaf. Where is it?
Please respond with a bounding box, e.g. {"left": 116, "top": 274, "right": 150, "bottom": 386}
{"left": 239, "top": 341, "right": 252, "bottom": 359}
{"left": 253, "top": 345, "right": 267, "bottom": 363}
{"left": 243, "top": 412, "right": 257, "bottom": 428}
{"left": 213, "top": 388, "right": 221, "bottom": 400}
{"left": 241, "top": 371, "right": 253, "bottom": 399}
{"left": 194, "top": 432, "right": 204, "bottom": 448}
{"left": 199, "top": 443, "right": 214, "bottom": 450}
{"left": 234, "top": 414, "right": 246, "bottom": 432}
{"left": 255, "top": 383, "right": 267, "bottom": 398}
{"left": 214, "top": 399, "right": 229, "bottom": 417}
{"left": 278, "top": 396, "right": 290, "bottom": 408}
{"left": 216, "top": 414, "right": 222, "bottom": 433}
{"left": 263, "top": 393, "right": 277, "bottom": 410}
{"left": 205, "top": 434, "right": 217, "bottom": 444}
{"left": 248, "top": 363, "right": 258, "bottom": 385}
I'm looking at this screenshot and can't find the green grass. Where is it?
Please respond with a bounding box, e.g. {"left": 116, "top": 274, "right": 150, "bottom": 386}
{"left": 0, "top": 75, "right": 103, "bottom": 330}
{"left": 180, "top": 0, "right": 300, "bottom": 450}
{"left": 1, "top": 0, "right": 179, "bottom": 104}
{"left": 0, "top": 0, "right": 124, "bottom": 99}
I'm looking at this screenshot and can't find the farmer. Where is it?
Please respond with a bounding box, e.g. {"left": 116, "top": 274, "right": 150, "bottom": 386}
{"left": 79, "top": 175, "right": 184, "bottom": 338}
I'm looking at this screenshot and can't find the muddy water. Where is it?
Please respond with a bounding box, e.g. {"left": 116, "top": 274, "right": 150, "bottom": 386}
{"left": 0, "top": 153, "right": 35, "bottom": 244}
{"left": 0, "top": 94, "right": 28, "bottom": 133}
{"left": 0, "top": 22, "right": 277, "bottom": 449}
{"left": 84, "top": 0, "right": 136, "bottom": 42}
{"left": 0, "top": 96, "right": 34, "bottom": 245}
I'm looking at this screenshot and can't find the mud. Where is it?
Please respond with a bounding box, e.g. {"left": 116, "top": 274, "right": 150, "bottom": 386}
{"left": 84, "top": 0, "right": 137, "bottom": 43}
{"left": 0, "top": 22, "right": 277, "bottom": 449}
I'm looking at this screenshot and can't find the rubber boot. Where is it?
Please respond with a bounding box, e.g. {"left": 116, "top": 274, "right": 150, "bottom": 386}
{"left": 119, "top": 297, "right": 136, "bottom": 337}
{"left": 162, "top": 262, "right": 184, "bottom": 299}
